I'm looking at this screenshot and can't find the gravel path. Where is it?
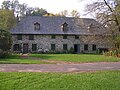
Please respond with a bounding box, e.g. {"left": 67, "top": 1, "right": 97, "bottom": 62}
{"left": 0, "top": 62, "right": 120, "bottom": 72}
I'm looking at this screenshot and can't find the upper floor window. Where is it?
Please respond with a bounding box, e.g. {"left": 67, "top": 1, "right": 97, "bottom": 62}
{"left": 29, "top": 35, "right": 34, "bottom": 40}
{"left": 17, "top": 35, "right": 22, "bottom": 40}
{"left": 75, "top": 35, "right": 79, "bottom": 39}
{"left": 34, "top": 22, "right": 40, "bottom": 30}
{"left": 63, "top": 35, "right": 67, "bottom": 39}
{"left": 51, "top": 35, "right": 56, "bottom": 39}
{"left": 61, "top": 22, "right": 68, "bottom": 32}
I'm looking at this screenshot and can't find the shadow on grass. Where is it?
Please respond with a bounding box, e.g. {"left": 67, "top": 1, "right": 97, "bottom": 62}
{"left": 31, "top": 54, "right": 55, "bottom": 60}
{"left": 0, "top": 54, "right": 21, "bottom": 60}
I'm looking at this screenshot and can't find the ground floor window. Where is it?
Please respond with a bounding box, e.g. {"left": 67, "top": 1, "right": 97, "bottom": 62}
{"left": 84, "top": 44, "right": 88, "bottom": 51}
{"left": 63, "top": 44, "right": 67, "bottom": 51}
{"left": 13, "top": 44, "right": 21, "bottom": 51}
{"left": 75, "top": 35, "right": 79, "bottom": 39}
{"left": 63, "top": 35, "right": 67, "bottom": 39}
{"left": 51, "top": 44, "right": 55, "bottom": 51}
{"left": 92, "top": 44, "right": 96, "bottom": 51}
{"left": 32, "top": 44, "right": 37, "bottom": 51}
{"left": 51, "top": 35, "right": 56, "bottom": 39}
{"left": 29, "top": 35, "right": 34, "bottom": 40}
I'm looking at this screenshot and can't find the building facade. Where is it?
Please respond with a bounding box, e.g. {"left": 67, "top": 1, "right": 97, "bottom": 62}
{"left": 10, "top": 16, "right": 112, "bottom": 53}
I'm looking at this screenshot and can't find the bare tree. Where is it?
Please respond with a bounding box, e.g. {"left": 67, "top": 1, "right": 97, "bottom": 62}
{"left": 85, "top": 0, "right": 120, "bottom": 31}
{"left": 70, "top": 10, "right": 80, "bottom": 18}
{"left": 85, "top": 0, "right": 120, "bottom": 48}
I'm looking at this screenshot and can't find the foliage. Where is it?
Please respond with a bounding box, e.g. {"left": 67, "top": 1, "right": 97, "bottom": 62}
{"left": 1, "top": 0, "right": 27, "bottom": 17}
{"left": 1, "top": 0, "right": 47, "bottom": 18}
{"left": 68, "top": 47, "right": 74, "bottom": 53}
{"left": 70, "top": 10, "right": 80, "bottom": 18}
{"left": 58, "top": 10, "right": 80, "bottom": 17}
{"left": 31, "top": 8, "right": 48, "bottom": 16}
{"left": 0, "top": 29, "right": 12, "bottom": 58}
{"left": 58, "top": 10, "right": 69, "bottom": 17}
{"left": 30, "top": 54, "right": 120, "bottom": 63}
{"left": 0, "top": 71, "right": 120, "bottom": 90}
{"left": 0, "top": 9, "right": 16, "bottom": 30}
{"left": 103, "top": 49, "right": 120, "bottom": 57}
{"left": 1, "top": 0, "right": 81, "bottom": 18}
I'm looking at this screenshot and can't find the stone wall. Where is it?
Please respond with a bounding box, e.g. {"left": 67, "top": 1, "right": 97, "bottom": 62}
{"left": 11, "top": 34, "right": 112, "bottom": 53}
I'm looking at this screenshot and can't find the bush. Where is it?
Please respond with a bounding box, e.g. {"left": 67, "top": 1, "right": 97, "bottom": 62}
{"left": 103, "top": 49, "right": 120, "bottom": 57}
{"left": 0, "top": 29, "right": 12, "bottom": 58}
{"left": 68, "top": 47, "right": 74, "bottom": 53}
{"left": 0, "top": 49, "right": 11, "bottom": 58}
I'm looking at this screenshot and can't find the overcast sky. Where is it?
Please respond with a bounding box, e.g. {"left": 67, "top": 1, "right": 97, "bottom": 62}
{"left": 0, "top": 0, "right": 94, "bottom": 18}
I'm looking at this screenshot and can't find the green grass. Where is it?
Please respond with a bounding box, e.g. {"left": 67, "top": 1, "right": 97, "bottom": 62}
{"left": 0, "top": 54, "right": 49, "bottom": 64}
{"left": 0, "top": 71, "right": 120, "bottom": 90}
{"left": 1, "top": 54, "right": 120, "bottom": 64}
{"left": 30, "top": 54, "right": 120, "bottom": 63}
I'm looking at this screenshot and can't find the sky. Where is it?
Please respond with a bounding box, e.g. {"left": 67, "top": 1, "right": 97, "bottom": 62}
{"left": 0, "top": 0, "right": 94, "bottom": 18}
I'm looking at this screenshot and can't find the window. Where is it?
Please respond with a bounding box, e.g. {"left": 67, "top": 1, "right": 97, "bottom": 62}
{"left": 63, "top": 35, "right": 67, "bottom": 39}
{"left": 84, "top": 44, "right": 88, "bottom": 51}
{"left": 51, "top": 44, "right": 55, "bottom": 51}
{"left": 75, "top": 35, "right": 79, "bottom": 39}
{"left": 51, "top": 35, "right": 56, "bottom": 39}
{"left": 63, "top": 44, "right": 67, "bottom": 51}
{"left": 17, "top": 35, "right": 22, "bottom": 40}
{"left": 34, "top": 22, "right": 40, "bottom": 30}
{"left": 13, "top": 44, "right": 21, "bottom": 51}
{"left": 32, "top": 44, "right": 37, "bottom": 51}
{"left": 62, "top": 22, "right": 68, "bottom": 32}
{"left": 29, "top": 35, "right": 34, "bottom": 40}
{"left": 92, "top": 44, "right": 96, "bottom": 51}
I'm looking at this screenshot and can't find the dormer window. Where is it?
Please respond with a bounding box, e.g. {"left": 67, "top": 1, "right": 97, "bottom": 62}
{"left": 61, "top": 22, "right": 68, "bottom": 32}
{"left": 34, "top": 22, "right": 40, "bottom": 30}
{"left": 88, "top": 24, "right": 94, "bottom": 33}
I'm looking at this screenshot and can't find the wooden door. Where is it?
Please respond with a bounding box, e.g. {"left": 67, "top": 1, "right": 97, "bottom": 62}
{"left": 23, "top": 44, "right": 28, "bottom": 53}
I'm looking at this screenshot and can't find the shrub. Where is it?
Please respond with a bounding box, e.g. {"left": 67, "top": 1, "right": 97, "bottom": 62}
{"left": 68, "top": 47, "right": 74, "bottom": 53}
{"left": 0, "top": 29, "right": 12, "bottom": 58}
{"left": 103, "top": 49, "right": 120, "bottom": 57}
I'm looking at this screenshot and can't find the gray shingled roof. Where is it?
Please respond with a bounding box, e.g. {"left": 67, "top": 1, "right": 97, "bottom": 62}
{"left": 10, "top": 16, "right": 109, "bottom": 35}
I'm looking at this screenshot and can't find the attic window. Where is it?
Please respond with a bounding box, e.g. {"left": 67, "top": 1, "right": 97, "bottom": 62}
{"left": 61, "top": 22, "right": 68, "bottom": 32}
{"left": 88, "top": 24, "right": 93, "bottom": 29}
{"left": 88, "top": 24, "right": 95, "bottom": 33}
{"left": 34, "top": 22, "right": 40, "bottom": 30}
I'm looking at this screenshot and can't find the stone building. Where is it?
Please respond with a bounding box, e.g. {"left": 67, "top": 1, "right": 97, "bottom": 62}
{"left": 10, "top": 16, "right": 112, "bottom": 53}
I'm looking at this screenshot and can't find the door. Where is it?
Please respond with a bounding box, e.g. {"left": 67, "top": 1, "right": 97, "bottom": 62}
{"left": 23, "top": 44, "right": 28, "bottom": 53}
{"left": 74, "top": 44, "right": 80, "bottom": 53}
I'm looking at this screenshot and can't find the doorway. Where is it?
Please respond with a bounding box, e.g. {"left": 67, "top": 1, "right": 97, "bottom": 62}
{"left": 74, "top": 44, "right": 80, "bottom": 53}
{"left": 23, "top": 44, "right": 28, "bottom": 53}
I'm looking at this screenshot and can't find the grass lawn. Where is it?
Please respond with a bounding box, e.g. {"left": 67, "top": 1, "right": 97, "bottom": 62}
{"left": 1, "top": 54, "right": 120, "bottom": 64}
{"left": 0, "top": 71, "right": 120, "bottom": 90}
{"left": 0, "top": 54, "right": 49, "bottom": 64}
{"left": 30, "top": 54, "right": 120, "bottom": 63}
